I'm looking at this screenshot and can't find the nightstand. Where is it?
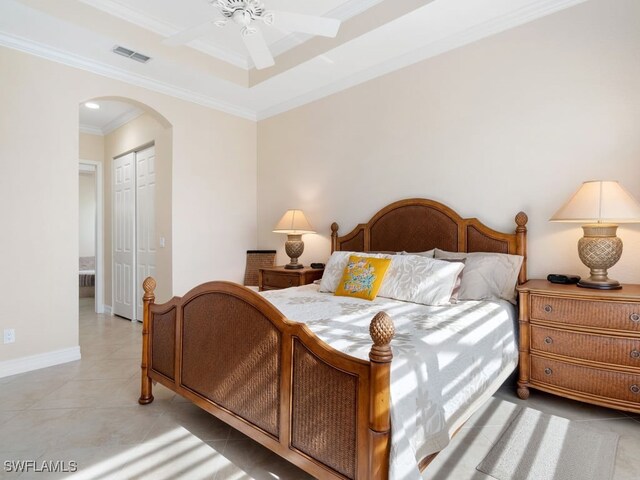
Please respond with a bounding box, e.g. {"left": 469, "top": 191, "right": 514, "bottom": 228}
{"left": 517, "top": 279, "right": 640, "bottom": 414}
{"left": 258, "top": 266, "right": 324, "bottom": 292}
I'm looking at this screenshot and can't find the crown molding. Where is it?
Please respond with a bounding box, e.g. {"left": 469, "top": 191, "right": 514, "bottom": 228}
{"left": 267, "top": 0, "right": 384, "bottom": 60}
{"left": 80, "top": 108, "right": 143, "bottom": 136}
{"left": 326, "top": 0, "right": 386, "bottom": 23}
{"left": 0, "top": 32, "right": 257, "bottom": 121}
{"left": 80, "top": 108, "right": 144, "bottom": 137}
{"left": 79, "top": 0, "right": 249, "bottom": 69}
{"left": 102, "top": 108, "right": 144, "bottom": 135}
{"left": 188, "top": 39, "right": 249, "bottom": 69}
{"left": 80, "top": 0, "right": 383, "bottom": 70}
{"left": 1, "top": 0, "right": 585, "bottom": 124}
{"left": 79, "top": 124, "right": 105, "bottom": 136}
{"left": 256, "top": 0, "right": 587, "bottom": 120}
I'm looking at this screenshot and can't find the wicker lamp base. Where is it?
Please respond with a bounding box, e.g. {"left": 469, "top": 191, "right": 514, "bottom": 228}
{"left": 577, "top": 224, "right": 623, "bottom": 290}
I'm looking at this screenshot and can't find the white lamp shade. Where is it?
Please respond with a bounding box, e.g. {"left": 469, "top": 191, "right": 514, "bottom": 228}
{"left": 273, "top": 209, "right": 316, "bottom": 234}
{"left": 550, "top": 180, "right": 640, "bottom": 223}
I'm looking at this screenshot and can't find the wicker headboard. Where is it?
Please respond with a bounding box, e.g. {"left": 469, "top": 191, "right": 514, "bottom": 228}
{"left": 330, "top": 198, "right": 528, "bottom": 284}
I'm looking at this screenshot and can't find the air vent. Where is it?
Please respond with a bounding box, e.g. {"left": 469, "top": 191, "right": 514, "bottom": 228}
{"left": 112, "top": 45, "right": 151, "bottom": 64}
{"left": 130, "top": 52, "right": 151, "bottom": 63}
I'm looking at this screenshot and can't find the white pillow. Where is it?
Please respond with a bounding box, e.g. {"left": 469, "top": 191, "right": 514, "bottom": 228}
{"left": 434, "top": 249, "right": 523, "bottom": 303}
{"left": 319, "top": 251, "right": 392, "bottom": 292}
{"left": 377, "top": 254, "right": 465, "bottom": 306}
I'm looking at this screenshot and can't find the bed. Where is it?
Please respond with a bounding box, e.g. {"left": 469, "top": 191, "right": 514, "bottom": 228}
{"left": 79, "top": 256, "right": 95, "bottom": 298}
{"left": 138, "top": 198, "right": 528, "bottom": 479}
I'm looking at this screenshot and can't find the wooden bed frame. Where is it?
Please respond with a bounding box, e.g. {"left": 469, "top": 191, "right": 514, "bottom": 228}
{"left": 139, "top": 198, "right": 528, "bottom": 479}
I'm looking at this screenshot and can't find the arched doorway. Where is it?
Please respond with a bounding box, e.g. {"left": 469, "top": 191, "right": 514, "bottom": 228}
{"left": 79, "top": 97, "right": 172, "bottom": 321}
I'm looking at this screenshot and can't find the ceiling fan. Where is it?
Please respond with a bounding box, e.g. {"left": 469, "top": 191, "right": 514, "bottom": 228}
{"left": 163, "top": 0, "right": 341, "bottom": 70}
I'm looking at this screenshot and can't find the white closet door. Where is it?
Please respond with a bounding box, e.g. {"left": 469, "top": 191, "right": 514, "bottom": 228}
{"left": 113, "top": 152, "right": 135, "bottom": 320}
{"left": 135, "top": 146, "right": 156, "bottom": 321}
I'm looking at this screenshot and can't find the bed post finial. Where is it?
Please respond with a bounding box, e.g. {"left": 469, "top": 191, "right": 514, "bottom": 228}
{"left": 331, "top": 222, "right": 339, "bottom": 253}
{"left": 139, "top": 276, "right": 156, "bottom": 405}
{"left": 143, "top": 277, "right": 156, "bottom": 299}
{"left": 515, "top": 212, "right": 528, "bottom": 284}
{"left": 369, "top": 311, "right": 394, "bottom": 361}
{"left": 516, "top": 211, "right": 528, "bottom": 229}
{"left": 368, "top": 311, "right": 394, "bottom": 479}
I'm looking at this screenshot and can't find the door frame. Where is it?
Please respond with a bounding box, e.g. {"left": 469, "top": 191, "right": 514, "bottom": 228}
{"left": 79, "top": 160, "right": 105, "bottom": 314}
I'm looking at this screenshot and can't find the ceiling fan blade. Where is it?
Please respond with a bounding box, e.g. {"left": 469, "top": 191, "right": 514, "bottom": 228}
{"left": 242, "top": 27, "right": 275, "bottom": 70}
{"left": 269, "top": 11, "right": 341, "bottom": 38}
{"left": 163, "top": 21, "right": 217, "bottom": 46}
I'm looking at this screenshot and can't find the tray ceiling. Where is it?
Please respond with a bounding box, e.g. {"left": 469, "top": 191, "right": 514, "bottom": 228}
{"left": 79, "top": 0, "right": 378, "bottom": 69}
{"left": 0, "top": 0, "right": 587, "bottom": 120}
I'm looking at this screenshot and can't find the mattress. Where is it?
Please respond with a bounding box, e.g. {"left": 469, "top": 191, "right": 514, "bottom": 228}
{"left": 262, "top": 284, "right": 518, "bottom": 480}
{"left": 79, "top": 256, "right": 96, "bottom": 288}
{"left": 79, "top": 270, "right": 95, "bottom": 287}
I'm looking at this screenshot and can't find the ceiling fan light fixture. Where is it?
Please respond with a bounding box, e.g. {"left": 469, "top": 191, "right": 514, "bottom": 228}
{"left": 261, "top": 12, "right": 274, "bottom": 26}
{"left": 241, "top": 26, "right": 257, "bottom": 37}
{"left": 217, "top": 0, "right": 264, "bottom": 20}
{"left": 166, "top": 0, "right": 341, "bottom": 70}
{"left": 232, "top": 9, "right": 253, "bottom": 27}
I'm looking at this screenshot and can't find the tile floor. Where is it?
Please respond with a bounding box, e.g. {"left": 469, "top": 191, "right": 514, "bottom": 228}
{"left": 0, "top": 298, "right": 639, "bottom": 479}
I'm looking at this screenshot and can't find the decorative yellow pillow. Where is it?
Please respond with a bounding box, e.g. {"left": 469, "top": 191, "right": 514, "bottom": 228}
{"left": 334, "top": 255, "right": 392, "bottom": 301}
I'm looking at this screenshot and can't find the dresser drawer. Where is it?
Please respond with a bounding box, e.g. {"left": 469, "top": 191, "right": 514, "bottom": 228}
{"left": 530, "top": 295, "right": 640, "bottom": 333}
{"left": 531, "top": 325, "right": 640, "bottom": 368}
{"left": 530, "top": 356, "right": 640, "bottom": 403}
{"left": 262, "top": 272, "right": 299, "bottom": 289}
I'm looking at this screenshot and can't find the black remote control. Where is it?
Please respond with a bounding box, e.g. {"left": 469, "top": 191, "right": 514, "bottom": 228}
{"left": 547, "top": 274, "right": 580, "bottom": 284}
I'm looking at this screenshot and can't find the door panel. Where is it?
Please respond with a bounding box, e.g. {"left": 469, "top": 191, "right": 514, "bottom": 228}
{"left": 113, "top": 152, "right": 135, "bottom": 320}
{"left": 136, "top": 146, "right": 156, "bottom": 321}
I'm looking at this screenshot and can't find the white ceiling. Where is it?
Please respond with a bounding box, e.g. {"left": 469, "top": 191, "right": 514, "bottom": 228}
{"left": 0, "top": 0, "right": 587, "bottom": 121}
{"left": 80, "top": 0, "right": 380, "bottom": 69}
{"left": 79, "top": 100, "right": 142, "bottom": 135}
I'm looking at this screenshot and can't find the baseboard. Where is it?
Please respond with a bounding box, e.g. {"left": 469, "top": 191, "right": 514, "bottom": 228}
{"left": 0, "top": 346, "right": 81, "bottom": 379}
{"left": 103, "top": 305, "right": 112, "bottom": 315}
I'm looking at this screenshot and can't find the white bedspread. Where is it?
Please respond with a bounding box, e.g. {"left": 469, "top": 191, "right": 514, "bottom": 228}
{"left": 261, "top": 284, "right": 518, "bottom": 480}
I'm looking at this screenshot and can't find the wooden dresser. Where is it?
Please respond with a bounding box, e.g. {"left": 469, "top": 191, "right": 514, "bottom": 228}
{"left": 517, "top": 279, "right": 640, "bottom": 414}
{"left": 258, "top": 266, "right": 324, "bottom": 292}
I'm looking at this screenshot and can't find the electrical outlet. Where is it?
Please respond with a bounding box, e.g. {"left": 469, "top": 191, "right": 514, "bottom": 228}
{"left": 3, "top": 328, "right": 15, "bottom": 344}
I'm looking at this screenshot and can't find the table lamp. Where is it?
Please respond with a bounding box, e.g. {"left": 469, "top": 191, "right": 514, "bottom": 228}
{"left": 550, "top": 180, "right": 640, "bottom": 289}
{"left": 273, "top": 209, "right": 315, "bottom": 269}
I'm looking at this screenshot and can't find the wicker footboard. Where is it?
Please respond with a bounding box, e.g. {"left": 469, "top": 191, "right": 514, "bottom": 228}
{"left": 138, "top": 277, "right": 394, "bottom": 480}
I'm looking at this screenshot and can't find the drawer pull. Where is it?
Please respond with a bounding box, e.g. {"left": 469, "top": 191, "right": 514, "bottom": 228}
{"left": 631, "top": 350, "right": 640, "bottom": 359}
{"left": 544, "top": 336, "right": 553, "bottom": 345}
{"left": 544, "top": 367, "right": 553, "bottom": 376}
{"left": 631, "top": 313, "right": 640, "bottom": 323}
{"left": 631, "top": 385, "right": 640, "bottom": 394}
{"left": 543, "top": 305, "right": 553, "bottom": 314}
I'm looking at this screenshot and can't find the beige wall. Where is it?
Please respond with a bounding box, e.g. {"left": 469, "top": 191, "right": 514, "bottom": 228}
{"left": 79, "top": 132, "right": 104, "bottom": 163}
{"left": 4, "top": 0, "right": 639, "bottom": 370}
{"left": 0, "top": 47, "right": 257, "bottom": 365}
{"left": 103, "top": 113, "right": 173, "bottom": 305}
{"left": 257, "top": 0, "right": 640, "bottom": 284}
{"left": 78, "top": 172, "right": 96, "bottom": 258}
